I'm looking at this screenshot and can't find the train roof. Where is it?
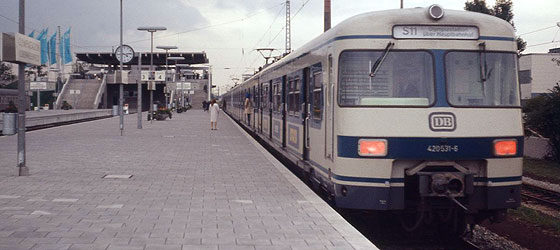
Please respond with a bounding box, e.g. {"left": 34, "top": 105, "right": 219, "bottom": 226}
{"left": 232, "top": 6, "right": 516, "bottom": 90}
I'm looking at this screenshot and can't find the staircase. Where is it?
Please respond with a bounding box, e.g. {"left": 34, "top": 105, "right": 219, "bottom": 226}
{"left": 189, "top": 89, "right": 207, "bottom": 110}
{"left": 56, "top": 78, "right": 104, "bottom": 109}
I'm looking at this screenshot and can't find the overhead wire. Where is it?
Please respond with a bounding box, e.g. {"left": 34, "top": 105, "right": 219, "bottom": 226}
{"left": 250, "top": 3, "right": 286, "bottom": 53}
{"left": 266, "top": 0, "right": 311, "bottom": 48}
{"left": 2, "top": 3, "right": 284, "bottom": 52}
{"left": 526, "top": 40, "right": 560, "bottom": 48}
{"left": 246, "top": 0, "right": 312, "bottom": 72}
{"left": 126, "top": 3, "right": 284, "bottom": 46}
{"left": 519, "top": 25, "right": 557, "bottom": 36}
{"left": 523, "top": 24, "right": 560, "bottom": 48}
{"left": 241, "top": 2, "right": 286, "bottom": 74}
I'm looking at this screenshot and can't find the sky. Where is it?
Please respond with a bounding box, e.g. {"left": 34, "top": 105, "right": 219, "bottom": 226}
{"left": 1, "top": 0, "right": 559, "bottom": 91}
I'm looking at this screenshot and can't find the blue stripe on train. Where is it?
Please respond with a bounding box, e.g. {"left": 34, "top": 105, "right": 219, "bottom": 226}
{"left": 332, "top": 175, "right": 520, "bottom": 184}
{"left": 338, "top": 136, "right": 524, "bottom": 159}
{"left": 474, "top": 176, "right": 522, "bottom": 182}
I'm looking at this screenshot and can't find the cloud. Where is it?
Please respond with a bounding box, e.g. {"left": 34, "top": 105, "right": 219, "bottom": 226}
{"left": 0, "top": 0, "right": 209, "bottom": 52}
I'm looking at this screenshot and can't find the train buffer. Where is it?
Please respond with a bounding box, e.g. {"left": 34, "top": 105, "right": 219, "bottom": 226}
{"left": 0, "top": 111, "right": 377, "bottom": 250}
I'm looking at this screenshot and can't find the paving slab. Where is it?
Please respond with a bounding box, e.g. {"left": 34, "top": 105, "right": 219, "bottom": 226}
{"left": 0, "top": 110, "right": 377, "bottom": 250}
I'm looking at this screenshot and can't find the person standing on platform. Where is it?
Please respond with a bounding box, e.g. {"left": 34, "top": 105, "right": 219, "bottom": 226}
{"left": 244, "top": 93, "right": 253, "bottom": 126}
{"left": 209, "top": 98, "right": 220, "bottom": 130}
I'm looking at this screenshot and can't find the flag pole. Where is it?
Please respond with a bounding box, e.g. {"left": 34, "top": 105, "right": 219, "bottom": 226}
{"left": 58, "top": 26, "right": 64, "bottom": 109}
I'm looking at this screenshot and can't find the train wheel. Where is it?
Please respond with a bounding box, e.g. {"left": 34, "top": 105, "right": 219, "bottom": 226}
{"left": 435, "top": 208, "right": 468, "bottom": 238}
{"left": 399, "top": 210, "right": 426, "bottom": 232}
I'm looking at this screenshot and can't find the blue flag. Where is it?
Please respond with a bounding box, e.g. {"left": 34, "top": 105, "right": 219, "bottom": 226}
{"left": 59, "top": 32, "right": 63, "bottom": 64}
{"left": 49, "top": 32, "right": 57, "bottom": 65}
{"left": 63, "top": 28, "right": 72, "bottom": 64}
{"left": 36, "top": 29, "right": 48, "bottom": 65}
{"left": 28, "top": 30, "right": 35, "bottom": 38}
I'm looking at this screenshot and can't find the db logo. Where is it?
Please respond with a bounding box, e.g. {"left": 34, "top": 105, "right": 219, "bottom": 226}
{"left": 429, "top": 113, "right": 456, "bottom": 131}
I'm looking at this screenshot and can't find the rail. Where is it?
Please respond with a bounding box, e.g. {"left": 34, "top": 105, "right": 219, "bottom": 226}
{"left": 522, "top": 183, "right": 560, "bottom": 209}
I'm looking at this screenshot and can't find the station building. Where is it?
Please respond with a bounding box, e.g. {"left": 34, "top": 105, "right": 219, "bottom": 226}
{"left": 519, "top": 48, "right": 560, "bottom": 100}
{"left": 54, "top": 51, "right": 210, "bottom": 111}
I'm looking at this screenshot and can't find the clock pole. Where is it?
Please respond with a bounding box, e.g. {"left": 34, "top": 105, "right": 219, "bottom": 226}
{"left": 119, "top": 0, "right": 124, "bottom": 136}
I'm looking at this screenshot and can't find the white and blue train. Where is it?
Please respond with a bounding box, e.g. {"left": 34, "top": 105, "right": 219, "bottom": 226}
{"left": 223, "top": 5, "right": 522, "bottom": 233}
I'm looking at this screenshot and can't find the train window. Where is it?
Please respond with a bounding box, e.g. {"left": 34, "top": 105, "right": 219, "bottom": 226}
{"left": 312, "top": 71, "right": 323, "bottom": 120}
{"left": 262, "top": 84, "right": 268, "bottom": 110}
{"left": 253, "top": 86, "right": 257, "bottom": 109}
{"left": 445, "top": 52, "right": 520, "bottom": 107}
{"left": 272, "top": 81, "right": 282, "bottom": 112}
{"left": 288, "top": 77, "right": 301, "bottom": 114}
{"left": 338, "top": 50, "right": 435, "bottom": 106}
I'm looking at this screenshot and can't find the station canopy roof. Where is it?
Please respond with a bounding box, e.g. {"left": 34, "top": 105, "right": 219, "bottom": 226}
{"left": 75, "top": 51, "right": 208, "bottom": 66}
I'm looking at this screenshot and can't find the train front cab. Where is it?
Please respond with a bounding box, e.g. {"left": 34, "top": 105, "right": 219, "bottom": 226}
{"left": 326, "top": 12, "right": 523, "bottom": 226}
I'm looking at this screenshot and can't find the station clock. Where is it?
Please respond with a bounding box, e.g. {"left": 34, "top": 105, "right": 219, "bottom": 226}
{"left": 115, "top": 44, "right": 135, "bottom": 64}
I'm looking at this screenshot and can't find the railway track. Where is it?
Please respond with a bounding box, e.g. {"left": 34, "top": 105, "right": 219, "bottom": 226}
{"left": 521, "top": 183, "right": 560, "bottom": 209}
{"left": 230, "top": 114, "right": 483, "bottom": 249}
{"left": 0, "top": 115, "right": 113, "bottom": 136}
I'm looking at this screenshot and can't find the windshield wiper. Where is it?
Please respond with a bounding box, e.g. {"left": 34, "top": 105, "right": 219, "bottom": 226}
{"left": 369, "top": 42, "right": 394, "bottom": 78}
{"left": 478, "top": 42, "right": 487, "bottom": 96}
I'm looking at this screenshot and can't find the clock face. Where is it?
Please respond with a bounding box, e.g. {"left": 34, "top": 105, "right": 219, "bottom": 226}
{"left": 115, "top": 45, "right": 134, "bottom": 63}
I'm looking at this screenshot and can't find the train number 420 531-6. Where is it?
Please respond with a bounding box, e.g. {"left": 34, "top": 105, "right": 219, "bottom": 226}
{"left": 427, "top": 145, "right": 459, "bottom": 153}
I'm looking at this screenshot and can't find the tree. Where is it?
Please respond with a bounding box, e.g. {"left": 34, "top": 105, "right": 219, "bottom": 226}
{"left": 464, "top": 0, "right": 492, "bottom": 14}
{"left": 0, "top": 62, "right": 15, "bottom": 82}
{"left": 464, "top": 0, "right": 526, "bottom": 53}
{"left": 524, "top": 84, "right": 560, "bottom": 162}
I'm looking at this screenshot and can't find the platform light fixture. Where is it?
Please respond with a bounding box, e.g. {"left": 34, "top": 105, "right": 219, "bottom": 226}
{"left": 137, "top": 26, "right": 167, "bottom": 123}
{"left": 156, "top": 45, "right": 178, "bottom": 80}
{"left": 166, "top": 56, "right": 184, "bottom": 108}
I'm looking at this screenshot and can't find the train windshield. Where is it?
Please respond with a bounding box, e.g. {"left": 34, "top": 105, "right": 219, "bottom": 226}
{"left": 339, "top": 50, "right": 435, "bottom": 106}
{"left": 445, "top": 52, "right": 520, "bottom": 107}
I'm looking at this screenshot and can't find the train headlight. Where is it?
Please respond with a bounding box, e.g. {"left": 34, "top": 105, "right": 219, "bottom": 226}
{"left": 493, "top": 139, "right": 517, "bottom": 156}
{"left": 358, "top": 139, "right": 387, "bottom": 157}
{"left": 428, "top": 4, "right": 444, "bottom": 20}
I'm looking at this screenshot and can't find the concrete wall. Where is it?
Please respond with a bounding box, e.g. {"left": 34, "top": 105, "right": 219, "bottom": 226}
{"left": 524, "top": 136, "right": 553, "bottom": 159}
{"left": 519, "top": 53, "right": 560, "bottom": 99}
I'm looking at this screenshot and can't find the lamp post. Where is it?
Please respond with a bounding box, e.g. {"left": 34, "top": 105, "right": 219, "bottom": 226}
{"left": 207, "top": 65, "right": 212, "bottom": 101}
{"left": 17, "top": 0, "right": 29, "bottom": 176}
{"left": 156, "top": 46, "right": 177, "bottom": 75}
{"left": 156, "top": 46, "right": 177, "bottom": 108}
{"left": 167, "top": 56, "right": 184, "bottom": 107}
{"left": 137, "top": 26, "right": 166, "bottom": 123}
{"left": 119, "top": 0, "right": 123, "bottom": 136}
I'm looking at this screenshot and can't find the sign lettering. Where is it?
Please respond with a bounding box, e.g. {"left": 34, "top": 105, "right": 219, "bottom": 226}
{"left": 429, "top": 112, "right": 456, "bottom": 132}
{"left": 393, "top": 25, "right": 479, "bottom": 40}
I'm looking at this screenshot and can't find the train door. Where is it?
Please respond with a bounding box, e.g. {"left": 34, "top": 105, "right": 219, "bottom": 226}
{"left": 258, "top": 83, "right": 263, "bottom": 133}
{"left": 307, "top": 64, "right": 324, "bottom": 163}
{"left": 268, "top": 81, "right": 273, "bottom": 139}
{"left": 282, "top": 75, "right": 287, "bottom": 148}
{"left": 252, "top": 86, "right": 256, "bottom": 129}
{"left": 271, "top": 78, "right": 283, "bottom": 146}
{"left": 303, "top": 68, "right": 310, "bottom": 160}
{"left": 325, "top": 52, "right": 334, "bottom": 160}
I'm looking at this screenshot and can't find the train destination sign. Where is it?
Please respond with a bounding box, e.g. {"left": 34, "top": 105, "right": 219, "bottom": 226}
{"left": 393, "top": 25, "right": 479, "bottom": 40}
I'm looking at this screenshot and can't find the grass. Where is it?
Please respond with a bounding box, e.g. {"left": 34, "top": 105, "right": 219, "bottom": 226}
{"left": 510, "top": 206, "right": 560, "bottom": 234}
{"left": 523, "top": 158, "right": 560, "bottom": 184}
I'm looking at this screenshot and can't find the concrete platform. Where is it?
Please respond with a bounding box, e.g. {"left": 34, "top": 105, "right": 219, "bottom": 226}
{"left": 0, "top": 110, "right": 377, "bottom": 250}
{"left": 0, "top": 110, "right": 112, "bottom": 132}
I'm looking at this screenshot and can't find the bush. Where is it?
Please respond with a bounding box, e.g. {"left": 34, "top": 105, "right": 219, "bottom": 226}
{"left": 61, "top": 101, "right": 73, "bottom": 110}
{"left": 4, "top": 101, "right": 17, "bottom": 113}
{"left": 156, "top": 108, "right": 172, "bottom": 119}
{"left": 524, "top": 84, "right": 560, "bottom": 162}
